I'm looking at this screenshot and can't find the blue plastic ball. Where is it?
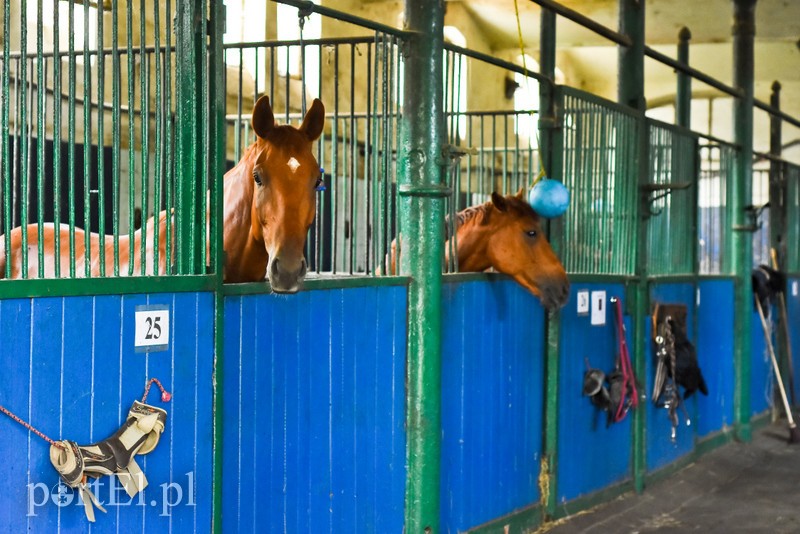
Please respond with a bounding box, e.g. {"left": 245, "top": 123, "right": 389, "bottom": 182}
{"left": 528, "top": 178, "right": 570, "bottom": 218}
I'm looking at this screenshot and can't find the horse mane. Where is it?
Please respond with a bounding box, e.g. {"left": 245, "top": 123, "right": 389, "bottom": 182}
{"left": 444, "top": 195, "right": 539, "bottom": 239}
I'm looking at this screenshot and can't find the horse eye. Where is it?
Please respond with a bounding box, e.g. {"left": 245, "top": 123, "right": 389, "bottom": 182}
{"left": 253, "top": 170, "right": 262, "bottom": 186}
{"left": 526, "top": 230, "right": 537, "bottom": 238}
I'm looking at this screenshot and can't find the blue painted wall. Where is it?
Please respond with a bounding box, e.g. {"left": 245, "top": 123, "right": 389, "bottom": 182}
{"left": 788, "top": 278, "right": 800, "bottom": 402}
{"left": 440, "top": 279, "right": 545, "bottom": 533}
{"left": 221, "top": 286, "right": 407, "bottom": 534}
{"left": 695, "top": 280, "right": 735, "bottom": 437}
{"left": 0, "top": 293, "right": 214, "bottom": 534}
{"left": 557, "top": 283, "right": 633, "bottom": 503}
{"left": 646, "top": 283, "right": 695, "bottom": 472}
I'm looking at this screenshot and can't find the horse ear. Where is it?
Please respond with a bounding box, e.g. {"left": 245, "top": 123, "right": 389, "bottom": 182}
{"left": 515, "top": 187, "right": 525, "bottom": 200}
{"left": 252, "top": 95, "right": 275, "bottom": 139}
{"left": 300, "top": 99, "right": 325, "bottom": 141}
{"left": 490, "top": 191, "right": 508, "bottom": 212}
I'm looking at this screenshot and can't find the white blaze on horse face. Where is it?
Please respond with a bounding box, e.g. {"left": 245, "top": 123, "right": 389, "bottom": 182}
{"left": 287, "top": 157, "right": 301, "bottom": 173}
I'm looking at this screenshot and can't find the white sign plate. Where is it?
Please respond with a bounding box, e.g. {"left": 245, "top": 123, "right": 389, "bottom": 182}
{"left": 135, "top": 305, "right": 170, "bottom": 352}
{"left": 577, "top": 290, "right": 590, "bottom": 315}
{"left": 591, "top": 291, "right": 606, "bottom": 326}
{"left": 793, "top": 281, "right": 798, "bottom": 297}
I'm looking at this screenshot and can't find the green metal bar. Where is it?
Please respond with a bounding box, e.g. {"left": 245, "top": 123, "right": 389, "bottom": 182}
{"left": 618, "top": 0, "right": 647, "bottom": 495}
{"left": 539, "top": 6, "right": 561, "bottom": 520}
{"left": 152, "top": 0, "right": 163, "bottom": 275}
{"left": 768, "top": 82, "right": 785, "bottom": 267}
{"left": 97, "top": 1, "right": 106, "bottom": 276}
{"left": 139, "top": 0, "right": 149, "bottom": 274}
{"left": 165, "top": 0, "right": 173, "bottom": 274}
{"left": 83, "top": 0, "right": 91, "bottom": 277}
{"left": 111, "top": 0, "right": 120, "bottom": 275}
{"left": 36, "top": 0, "right": 45, "bottom": 278}
{"left": 20, "top": 0, "right": 28, "bottom": 278}
{"left": 2, "top": 0, "right": 11, "bottom": 277}
{"left": 399, "top": 0, "right": 445, "bottom": 531}
{"left": 175, "top": 0, "right": 204, "bottom": 274}
{"left": 676, "top": 28, "right": 691, "bottom": 129}
{"left": 732, "top": 0, "right": 756, "bottom": 443}
{"left": 209, "top": 0, "right": 226, "bottom": 531}
{"left": 126, "top": 0, "right": 134, "bottom": 275}
{"left": 68, "top": 1, "right": 76, "bottom": 277}
{"left": 199, "top": 0, "right": 209, "bottom": 272}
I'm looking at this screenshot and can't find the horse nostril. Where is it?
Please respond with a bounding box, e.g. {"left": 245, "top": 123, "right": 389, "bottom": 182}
{"left": 299, "top": 258, "right": 307, "bottom": 277}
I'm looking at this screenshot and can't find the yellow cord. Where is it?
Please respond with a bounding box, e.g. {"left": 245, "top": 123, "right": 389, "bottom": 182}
{"left": 514, "top": 0, "right": 547, "bottom": 187}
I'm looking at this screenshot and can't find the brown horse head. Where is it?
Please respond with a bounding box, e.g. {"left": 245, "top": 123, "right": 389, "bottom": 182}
{"left": 247, "top": 95, "right": 325, "bottom": 293}
{"left": 474, "top": 190, "right": 569, "bottom": 310}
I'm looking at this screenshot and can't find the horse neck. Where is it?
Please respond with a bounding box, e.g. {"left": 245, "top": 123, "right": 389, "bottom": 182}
{"left": 448, "top": 205, "right": 493, "bottom": 272}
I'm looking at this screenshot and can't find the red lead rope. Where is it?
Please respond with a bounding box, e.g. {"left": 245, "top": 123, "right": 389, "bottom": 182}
{"left": 612, "top": 297, "right": 638, "bottom": 422}
{"left": 0, "top": 377, "right": 172, "bottom": 449}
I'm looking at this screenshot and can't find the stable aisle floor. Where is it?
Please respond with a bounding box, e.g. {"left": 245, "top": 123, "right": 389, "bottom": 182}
{"left": 542, "top": 423, "right": 800, "bottom": 533}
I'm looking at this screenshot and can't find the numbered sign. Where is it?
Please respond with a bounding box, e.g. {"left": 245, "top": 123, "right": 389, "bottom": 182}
{"left": 135, "top": 305, "right": 170, "bottom": 352}
{"left": 577, "top": 290, "right": 590, "bottom": 316}
{"left": 590, "top": 291, "right": 606, "bottom": 326}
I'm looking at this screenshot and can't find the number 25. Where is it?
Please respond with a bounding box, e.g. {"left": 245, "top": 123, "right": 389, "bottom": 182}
{"left": 145, "top": 316, "right": 162, "bottom": 340}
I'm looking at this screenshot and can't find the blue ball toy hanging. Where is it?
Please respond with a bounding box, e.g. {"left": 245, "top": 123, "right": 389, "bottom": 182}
{"left": 528, "top": 177, "right": 570, "bottom": 218}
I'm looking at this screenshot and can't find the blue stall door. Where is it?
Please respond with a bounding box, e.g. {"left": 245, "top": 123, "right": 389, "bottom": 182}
{"left": 0, "top": 293, "right": 214, "bottom": 534}
{"left": 441, "top": 279, "right": 545, "bottom": 533}
{"left": 222, "top": 286, "right": 407, "bottom": 534}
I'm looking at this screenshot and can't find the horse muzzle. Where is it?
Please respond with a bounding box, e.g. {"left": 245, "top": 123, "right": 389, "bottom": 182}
{"left": 540, "top": 277, "right": 570, "bottom": 311}
{"left": 267, "top": 256, "right": 308, "bottom": 294}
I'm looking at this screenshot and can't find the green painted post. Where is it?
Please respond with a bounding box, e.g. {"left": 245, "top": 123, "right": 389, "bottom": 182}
{"left": 618, "top": 0, "right": 648, "bottom": 495}
{"left": 209, "top": 1, "right": 226, "bottom": 532}
{"left": 676, "top": 28, "right": 692, "bottom": 129}
{"left": 399, "top": 0, "right": 446, "bottom": 531}
{"left": 175, "top": 0, "right": 205, "bottom": 274}
{"left": 732, "top": 0, "right": 756, "bottom": 442}
{"left": 538, "top": 6, "right": 561, "bottom": 520}
{"left": 769, "top": 82, "right": 785, "bottom": 268}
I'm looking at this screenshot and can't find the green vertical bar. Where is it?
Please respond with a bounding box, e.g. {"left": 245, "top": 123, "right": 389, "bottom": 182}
{"left": 126, "top": 0, "right": 134, "bottom": 275}
{"left": 164, "top": 0, "right": 173, "bottom": 274}
{"left": 618, "top": 0, "right": 647, "bottom": 494}
{"left": 768, "top": 82, "right": 784, "bottom": 267}
{"left": 68, "top": 0, "right": 76, "bottom": 277}
{"left": 732, "top": 0, "right": 756, "bottom": 442}
{"left": 97, "top": 0, "right": 106, "bottom": 276}
{"left": 538, "top": 6, "right": 561, "bottom": 520}
{"left": 139, "top": 0, "right": 149, "bottom": 274}
{"left": 209, "top": 0, "right": 226, "bottom": 531}
{"left": 152, "top": 0, "right": 162, "bottom": 274}
{"left": 36, "top": 0, "right": 45, "bottom": 277}
{"left": 20, "top": 0, "right": 28, "bottom": 278}
{"left": 52, "top": 0, "right": 61, "bottom": 277}
{"left": 111, "top": 0, "right": 119, "bottom": 275}
{"left": 3, "top": 0, "right": 11, "bottom": 277}
{"left": 175, "top": 0, "right": 203, "bottom": 274}
{"left": 83, "top": 0, "right": 91, "bottom": 277}
{"left": 400, "top": 0, "right": 445, "bottom": 531}
{"left": 676, "top": 28, "right": 691, "bottom": 129}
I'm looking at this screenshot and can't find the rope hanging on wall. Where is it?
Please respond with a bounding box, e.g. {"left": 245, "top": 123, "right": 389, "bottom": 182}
{"left": 0, "top": 378, "right": 172, "bottom": 522}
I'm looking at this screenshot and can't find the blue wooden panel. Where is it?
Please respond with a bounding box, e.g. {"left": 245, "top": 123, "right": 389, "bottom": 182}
{"left": 646, "top": 283, "right": 695, "bottom": 472}
{"left": 695, "top": 280, "right": 735, "bottom": 437}
{"left": 0, "top": 293, "right": 214, "bottom": 534}
{"left": 788, "top": 278, "right": 800, "bottom": 402}
{"left": 557, "top": 283, "right": 632, "bottom": 502}
{"left": 440, "top": 280, "right": 544, "bottom": 533}
{"left": 222, "top": 286, "right": 407, "bottom": 534}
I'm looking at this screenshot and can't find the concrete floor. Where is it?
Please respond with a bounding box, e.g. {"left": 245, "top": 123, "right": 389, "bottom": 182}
{"left": 541, "top": 423, "right": 800, "bottom": 533}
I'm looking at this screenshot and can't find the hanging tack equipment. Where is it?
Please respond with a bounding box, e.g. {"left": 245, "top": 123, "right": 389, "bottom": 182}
{"left": 0, "top": 378, "right": 172, "bottom": 522}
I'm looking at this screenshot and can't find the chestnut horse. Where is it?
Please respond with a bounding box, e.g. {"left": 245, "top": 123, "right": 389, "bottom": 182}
{"left": 390, "top": 190, "right": 569, "bottom": 310}
{"left": 0, "top": 95, "right": 325, "bottom": 293}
